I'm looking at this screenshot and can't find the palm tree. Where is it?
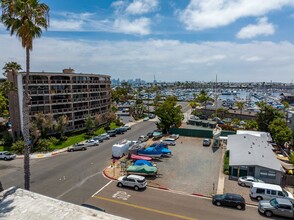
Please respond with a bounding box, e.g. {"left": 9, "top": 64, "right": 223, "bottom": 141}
{"left": 195, "top": 90, "right": 213, "bottom": 115}
{"left": 3, "top": 62, "right": 22, "bottom": 140}
{"left": 55, "top": 115, "right": 69, "bottom": 140}
{"left": 236, "top": 101, "right": 245, "bottom": 119}
{"left": 1, "top": 0, "right": 50, "bottom": 190}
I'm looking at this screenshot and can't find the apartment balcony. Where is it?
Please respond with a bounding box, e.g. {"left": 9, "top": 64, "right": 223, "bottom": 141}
{"left": 89, "top": 103, "right": 110, "bottom": 110}
{"left": 50, "top": 80, "right": 71, "bottom": 84}
{"left": 73, "top": 115, "right": 88, "bottom": 120}
{"left": 27, "top": 80, "right": 49, "bottom": 84}
{"left": 72, "top": 89, "right": 88, "bottom": 93}
{"left": 29, "top": 100, "right": 50, "bottom": 105}
{"left": 29, "top": 110, "right": 51, "bottom": 116}
{"left": 50, "top": 89, "right": 71, "bottom": 94}
{"left": 73, "top": 106, "right": 89, "bottom": 111}
{"left": 88, "top": 88, "right": 103, "bottom": 92}
{"left": 72, "top": 98, "right": 89, "bottom": 103}
{"left": 52, "top": 108, "right": 72, "bottom": 114}
{"left": 51, "top": 99, "right": 71, "bottom": 104}
{"left": 29, "top": 90, "right": 50, "bottom": 95}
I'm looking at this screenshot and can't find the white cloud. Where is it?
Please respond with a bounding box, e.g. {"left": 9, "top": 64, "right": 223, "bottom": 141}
{"left": 179, "top": 0, "right": 294, "bottom": 30}
{"left": 237, "top": 17, "right": 275, "bottom": 39}
{"left": 113, "top": 18, "right": 151, "bottom": 35}
{"left": 125, "top": 0, "right": 158, "bottom": 15}
{"left": 1, "top": 34, "right": 294, "bottom": 82}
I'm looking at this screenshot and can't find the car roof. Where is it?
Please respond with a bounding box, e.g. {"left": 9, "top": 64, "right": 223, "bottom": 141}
{"left": 127, "top": 174, "right": 145, "bottom": 180}
{"left": 225, "top": 193, "right": 244, "bottom": 199}
{"left": 252, "top": 182, "right": 282, "bottom": 190}
{"left": 275, "top": 198, "right": 293, "bottom": 205}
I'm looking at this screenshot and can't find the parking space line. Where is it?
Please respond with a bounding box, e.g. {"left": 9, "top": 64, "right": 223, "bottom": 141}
{"left": 91, "top": 180, "right": 113, "bottom": 197}
{"left": 93, "top": 195, "right": 198, "bottom": 220}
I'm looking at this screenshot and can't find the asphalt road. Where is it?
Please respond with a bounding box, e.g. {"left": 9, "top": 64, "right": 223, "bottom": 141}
{"left": 85, "top": 181, "right": 273, "bottom": 220}
{"left": 0, "top": 121, "right": 157, "bottom": 204}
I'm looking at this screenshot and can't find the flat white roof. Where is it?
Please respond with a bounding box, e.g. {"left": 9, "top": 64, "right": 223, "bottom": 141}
{"left": 227, "top": 134, "right": 283, "bottom": 172}
{"left": 0, "top": 187, "right": 128, "bottom": 220}
{"left": 252, "top": 182, "right": 282, "bottom": 190}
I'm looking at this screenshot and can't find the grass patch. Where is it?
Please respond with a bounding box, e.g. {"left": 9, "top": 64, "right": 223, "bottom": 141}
{"left": 50, "top": 122, "right": 119, "bottom": 150}
{"left": 0, "top": 146, "right": 4, "bottom": 151}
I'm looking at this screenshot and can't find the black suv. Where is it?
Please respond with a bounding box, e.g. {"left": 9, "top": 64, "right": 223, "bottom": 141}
{"left": 212, "top": 193, "right": 245, "bottom": 210}
{"left": 107, "top": 130, "right": 116, "bottom": 137}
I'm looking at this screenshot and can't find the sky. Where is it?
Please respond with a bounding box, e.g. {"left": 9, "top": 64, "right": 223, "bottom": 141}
{"left": 1, "top": 0, "right": 294, "bottom": 82}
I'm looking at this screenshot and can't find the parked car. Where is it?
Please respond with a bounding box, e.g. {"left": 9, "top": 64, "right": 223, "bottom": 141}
{"left": 92, "top": 136, "right": 104, "bottom": 143}
{"left": 148, "top": 114, "right": 156, "bottom": 119}
{"left": 238, "top": 176, "right": 264, "bottom": 187}
{"left": 258, "top": 198, "right": 294, "bottom": 218}
{"left": 115, "top": 127, "right": 125, "bottom": 134}
{"left": 85, "top": 139, "right": 99, "bottom": 147}
{"left": 100, "top": 133, "right": 110, "bottom": 140}
{"left": 161, "top": 138, "right": 176, "bottom": 146}
{"left": 0, "top": 151, "right": 16, "bottom": 160}
{"left": 138, "top": 135, "right": 149, "bottom": 142}
{"left": 169, "top": 134, "right": 179, "bottom": 140}
{"left": 212, "top": 193, "right": 245, "bottom": 210}
{"left": 122, "top": 124, "right": 131, "bottom": 130}
{"left": 143, "top": 117, "right": 149, "bottom": 121}
{"left": 146, "top": 132, "right": 153, "bottom": 138}
{"left": 117, "top": 174, "right": 147, "bottom": 191}
{"left": 67, "top": 143, "right": 87, "bottom": 152}
{"left": 107, "top": 130, "right": 116, "bottom": 137}
{"left": 119, "top": 126, "right": 128, "bottom": 132}
{"left": 203, "top": 139, "right": 211, "bottom": 146}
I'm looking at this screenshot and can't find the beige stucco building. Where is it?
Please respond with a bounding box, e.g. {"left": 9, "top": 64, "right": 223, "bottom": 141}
{"left": 7, "top": 68, "right": 111, "bottom": 138}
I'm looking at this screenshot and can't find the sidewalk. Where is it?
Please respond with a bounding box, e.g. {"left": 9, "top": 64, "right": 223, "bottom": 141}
{"left": 16, "top": 119, "right": 143, "bottom": 160}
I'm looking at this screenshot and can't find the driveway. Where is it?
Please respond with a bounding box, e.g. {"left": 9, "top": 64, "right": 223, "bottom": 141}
{"left": 149, "top": 136, "right": 222, "bottom": 196}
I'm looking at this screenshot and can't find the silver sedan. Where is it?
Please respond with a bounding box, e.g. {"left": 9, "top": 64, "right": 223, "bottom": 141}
{"left": 238, "top": 176, "right": 264, "bottom": 187}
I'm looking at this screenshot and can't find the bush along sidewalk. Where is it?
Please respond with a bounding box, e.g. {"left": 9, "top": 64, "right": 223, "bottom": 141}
{"left": 223, "top": 150, "right": 230, "bottom": 175}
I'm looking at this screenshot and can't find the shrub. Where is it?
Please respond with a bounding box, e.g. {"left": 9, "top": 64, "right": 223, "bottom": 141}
{"left": 48, "top": 136, "right": 59, "bottom": 145}
{"left": 2, "top": 131, "right": 13, "bottom": 147}
{"left": 11, "top": 140, "right": 25, "bottom": 154}
{"left": 223, "top": 150, "right": 230, "bottom": 174}
{"left": 34, "top": 138, "right": 51, "bottom": 152}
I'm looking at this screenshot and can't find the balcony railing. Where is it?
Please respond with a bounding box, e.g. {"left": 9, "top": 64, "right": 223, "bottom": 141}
{"left": 50, "top": 80, "right": 71, "bottom": 84}
{"left": 51, "top": 99, "right": 71, "bottom": 104}
{"left": 72, "top": 89, "right": 88, "bottom": 93}
{"left": 73, "top": 106, "right": 89, "bottom": 111}
{"left": 52, "top": 108, "right": 72, "bottom": 114}
{"left": 27, "top": 80, "right": 49, "bottom": 84}
{"left": 29, "top": 90, "right": 50, "bottom": 95}
{"left": 50, "top": 89, "right": 71, "bottom": 94}
{"left": 30, "top": 100, "right": 50, "bottom": 105}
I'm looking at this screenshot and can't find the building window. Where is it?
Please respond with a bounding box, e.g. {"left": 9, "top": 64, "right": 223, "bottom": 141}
{"left": 260, "top": 170, "right": 276, "bottom": 179}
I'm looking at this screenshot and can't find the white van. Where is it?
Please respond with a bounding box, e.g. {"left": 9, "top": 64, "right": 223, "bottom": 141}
{"left": 161, "top": 138, "right": 176, "bottom": 146}
{"left": 250, "top": 182, "right": 294, "bottom": 201}
{"left": 112, "top": 140, "right": 135, "bottom": 158}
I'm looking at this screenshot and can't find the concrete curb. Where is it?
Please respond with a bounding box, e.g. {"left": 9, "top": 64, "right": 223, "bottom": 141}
{"left": 15, "top": 148, "right": 67, "bottom": 160}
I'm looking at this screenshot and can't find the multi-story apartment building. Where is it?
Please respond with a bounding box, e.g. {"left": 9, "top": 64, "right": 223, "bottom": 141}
{"left": 7, "top": 68, "right": 111, "bottom": 138}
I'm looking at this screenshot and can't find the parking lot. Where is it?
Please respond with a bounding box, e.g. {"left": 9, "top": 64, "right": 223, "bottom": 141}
{"left": 147, "top": 136, "right": 222, "bottom": 196}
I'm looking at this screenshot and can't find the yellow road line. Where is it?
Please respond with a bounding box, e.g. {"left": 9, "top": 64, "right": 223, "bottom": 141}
{"left": 93, "top": 195, "right": 197, "bottom": 220}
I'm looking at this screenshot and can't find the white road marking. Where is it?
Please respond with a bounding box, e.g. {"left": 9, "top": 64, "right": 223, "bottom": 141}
{"left": 112, "top": 191, "right": 131, "bottom": 200}
{"left": 91, "top": 180, "right": 113, "bottom": 197}
{"left": 56, "top": 171, "right": 102, "bottom": 199}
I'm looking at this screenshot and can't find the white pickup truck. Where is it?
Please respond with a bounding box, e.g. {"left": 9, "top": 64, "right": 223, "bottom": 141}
{"left": 258, "top": 198, "right": 294, "bottom": 218}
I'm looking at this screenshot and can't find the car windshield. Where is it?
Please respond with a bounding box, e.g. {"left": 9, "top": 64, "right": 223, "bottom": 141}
{"left": 4, "top": 152, "right": 12, "bottom": 155}
{"left": 283, "top": 189, "right": 288, "bottom": 196}
{"left": 137, "top": 179, "right": 146, "bottom": 183}
{"left": 270, "top": 199, "right": 278, "bottom": 207}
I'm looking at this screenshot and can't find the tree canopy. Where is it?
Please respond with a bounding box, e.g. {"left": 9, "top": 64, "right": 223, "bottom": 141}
{"left": 155, "top": 96, "right": 183, "bottom": 133}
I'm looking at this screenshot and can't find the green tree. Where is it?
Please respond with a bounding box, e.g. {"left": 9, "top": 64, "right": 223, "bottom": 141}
{"left": 33, "top": 112, "right": 53, "bottom": 137}
{"left": 269, "top": 118, "right": 292, "bottom": 146}
{"left": 94, "top": 114, "right": 103, "bottom": 128}
{"left": 1, "top": 0, "right": 50, "bottom": 190}
{"left": 290, "top": 153, "right": 294, "bottom": 166}
{"left": 85, "top": 115, "right": 95, "bottom": 135}
{"left": 2, "top": 62, "right": 22, "bottom": 117}
{"left": 103, "top": 112, "right": 117, "bottom": 129}
{"left": 129, "top": 103, "right": 146, "bottom": 120}
{"left": 55, "top": 115, "right": 68, "bottom": 140}
{"left": 235, "top": 101, "right": 245, "bottom": 118}
{"left": 256, "top": 102, "right": 283, "bottom": 132}
{"left": 195, "top": 90, "right": 213, "bottom": 115}
{"left": 155, "top": 96, "right": 184, "bottom": 133}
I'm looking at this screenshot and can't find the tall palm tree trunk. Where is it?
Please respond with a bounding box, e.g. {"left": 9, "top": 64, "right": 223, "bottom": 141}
{"left": 23, "top": 47, "right": 31, "bottom": 190}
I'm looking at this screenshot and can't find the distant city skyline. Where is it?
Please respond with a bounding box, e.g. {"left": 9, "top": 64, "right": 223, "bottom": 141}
{"left": 1, "top": 0, "right": 294, "bottom": 82}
